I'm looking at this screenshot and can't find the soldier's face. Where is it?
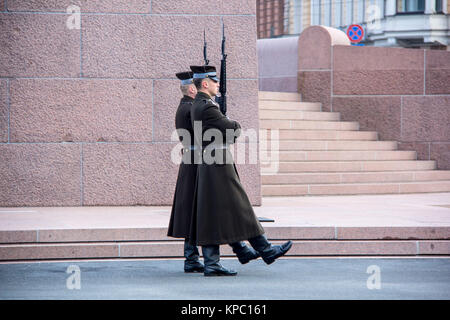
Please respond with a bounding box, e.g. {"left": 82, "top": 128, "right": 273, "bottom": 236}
{"left": 189, "top": 84, "right": 197, "bottom": 97}
{"left": 206, "top": 78, "right": 219, "bottom": 97}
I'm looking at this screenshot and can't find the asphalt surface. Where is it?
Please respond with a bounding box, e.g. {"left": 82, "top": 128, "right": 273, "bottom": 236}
{"left": 0, "top": 258, "right": 449, "bottom": 300}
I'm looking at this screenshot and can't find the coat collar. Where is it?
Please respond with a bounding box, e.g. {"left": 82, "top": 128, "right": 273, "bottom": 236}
{"left": 181, "top": 95, "right": 194, "bottom": 103}
{"left": 196, "top": 91, "right": 212, "bottom": 100}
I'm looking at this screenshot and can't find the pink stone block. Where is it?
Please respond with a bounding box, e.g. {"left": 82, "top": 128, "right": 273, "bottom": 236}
{"left": 337, "top": 227, "right": 450, "bottom": 240}
{"left": 119, "top": 242, "right": 183, "bottom": 258}
{"left": 222, "top": 0, "right": 256, "bottom": 15}
{"left": 0, "top": 243, "right": 118, "bottom": 260}
{"left": 398, "top": 142, "right": 429, "bottom": 161}
{"left": 221, "top": 16, "right": 258, "bottom": 79}
{"left": 0, "top": 230, "right": 37, "bottom": 244}
{"left": 152, "top": 0, "right": 220, "bottom": 14}
{"left": 152, "top": 0, "right": 255, "bottom": 15}
{"left": 334, "top": 46, "right": 424, "bottom": 71}
{"left": 310, "top": 183, "right": 399, "bottom": 195}
{"left": 0, "top": 13, "right": 80, "bottom": 77}
{"left": 264, "top": 226, "right": 335, "bottom": 240}
{"left": 0, "top": 79, "right": 7, "bottom": 142}
{"left": 82, "top": 143, "right": 179, "bottom": 206}
{"left": 10, "top": 79, "right": 152, "bottom": 143}
{"left": 418, "top": 241, "right": 450, "bottom": 255}
{"left": 298, "top": 71, "right": 331, "bottom": 111}
{"left": 332, "top": 96, "right": 401, "bottom": 140}
{"left": 7, "top": 0, "right": 150, "bottom": 13}
{"left": 82, "top": 15, "right": 215, "bottom": 78}
{"left": 82, "top": 15, "right": 255, "bottom": 79}
{"left": 38, "top": 228, "right": 171, "bottom": 243}
{"left": 333, "top": 46, "right": 424, "bottom": 95}
{"left": 333, "top": 70, "right": 423, "bottom": 95}
{"left": 288, "top": 241, "right": 416, "bottom": 256}
{"left": 425, "top": 49, "right": 450, "bottom": 94}
{"left": 298, "top": 27, "right": 333, "bottom": 70}
{"left": 259, "top": 77, "right": 298, "bottom": 93}
{"left": 419, "top": 240, "right": 450, "bottom": 255}
{"left": 259, "top": 41, "right": 296, "bottom": 78}
{"left": 0, "top": 0, "right": 4, "bottom": 11}
{"left": 153, "top": 79, "right": 179, "bottom": 142}
{"left": 402, "top": 96, "right": 450, "bottom": 142}
{"left": 0, "top": 144, "right": 82, "bottom": 206}
{"left": 430, "top": 143, "right": 450, "bottom": 170}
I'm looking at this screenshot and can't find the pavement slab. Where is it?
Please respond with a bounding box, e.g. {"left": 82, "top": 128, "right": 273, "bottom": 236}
{"left": 0, "top": 258, "right": 449, "bottom": 300}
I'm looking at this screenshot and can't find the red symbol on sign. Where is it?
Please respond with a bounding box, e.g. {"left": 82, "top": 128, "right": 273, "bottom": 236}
{"left": 347, "top": 24, "right": 364, "bottom": 43}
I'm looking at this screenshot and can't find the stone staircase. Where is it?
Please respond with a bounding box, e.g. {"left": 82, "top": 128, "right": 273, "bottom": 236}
{"left": 1, "top": 225, "right": 449, "bottom": 262}
{"left": 259, "top": 91, "right": 450, "bottom": 196}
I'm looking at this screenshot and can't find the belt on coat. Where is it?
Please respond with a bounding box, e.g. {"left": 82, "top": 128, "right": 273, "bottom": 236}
{"left": 201, "top": 144, "right": 230, "bottom": 152}
{"left": 180, "top": 145, "right": 199, "bottom": 154}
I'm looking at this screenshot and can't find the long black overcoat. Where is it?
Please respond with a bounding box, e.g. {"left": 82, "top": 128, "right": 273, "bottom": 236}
{"left": 167, "top": 96, "right": 197, "bottom": 239}
{"left": 188, "top": 92, "right": 264, "bottom": 246}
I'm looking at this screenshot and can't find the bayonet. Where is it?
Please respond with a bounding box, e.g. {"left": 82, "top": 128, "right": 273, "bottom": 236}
{"left": 203, "top": 29, "right": 209, "bottom": 66}
{"left": 217, "top": 23, "right": 227, "bottom": 115}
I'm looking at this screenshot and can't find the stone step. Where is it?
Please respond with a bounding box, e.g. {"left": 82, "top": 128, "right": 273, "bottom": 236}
{"left": 260, "top": 140, "right": 398, "bottom": 151}
{"left": 286, "top": 240, "right": 450, "bottom": 256}
{"left": 1, "top": 239, "right": 448, "bottom": 261}
{"left": 1, "top": 224, "right": 448, "bottom": 261}
{"left": 261, "top": 129, "right": 378, "bottom": 141}
{"left": 263, "top": 160, "right": 436, "bottom": 173}
{"left": 259, "top": 100, "right": 321, "bottom": 111}
{"left": 258, "top": 91, "right": 301, "bottom": 101}
{"left": 259, "top": 109, "right": 340, "bottom": 121}
{"left": 260, "top": 119, "right": 360, "bottom": 130}
{"left": 262, "top": 180, "right": 450, "bottom": 196}
{"left": 3, "top": 226, "right": 449, "bottom": 245}
{"left": 0, "top": 227, "right": 173, "bottom": 244}
{"left": 261, "top": 170, "right": 450, "bottom": 185}
{"left": 261, "top": 150, "right": 417, "bottom": 162}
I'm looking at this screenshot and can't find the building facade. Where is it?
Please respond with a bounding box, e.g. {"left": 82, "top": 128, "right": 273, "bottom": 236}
{"left": 257, "top": 0, "right": 286, "bottom": 38}
{"left": 257, "top": 0, "right": 450, "bottom": 49}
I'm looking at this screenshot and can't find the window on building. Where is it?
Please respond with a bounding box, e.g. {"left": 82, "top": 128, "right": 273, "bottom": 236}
{"left": 396, "top": 0, "right": 425, "bottom": 13}
{"left": 435, "top": 0, "right": 443, "bottom": 13}
{"left": 256, "top": 0, "right": 285, "bottom": 39}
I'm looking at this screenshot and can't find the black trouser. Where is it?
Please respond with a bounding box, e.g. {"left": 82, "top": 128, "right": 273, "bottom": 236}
{"left": 184, "top": 239, "right": 202, "bottom": 268}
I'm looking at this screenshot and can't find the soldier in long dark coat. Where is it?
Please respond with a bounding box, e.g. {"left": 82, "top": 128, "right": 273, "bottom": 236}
{"left": 189, "top": 65, "right": 292, "bottom": 277}
{"left": 168, "top": 71, "right": 260, "bottom": 274}
{"left": 167, "top": 71, "right": 204, "bottom": 273}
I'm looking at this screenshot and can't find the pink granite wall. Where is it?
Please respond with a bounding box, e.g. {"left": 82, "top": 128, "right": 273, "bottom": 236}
{"left": 0, "top": 0, "right": 261, "bottom": 206}
{"left": 298, "top": 26, "right": 450, "bottom": 170}
{"left": 257, "top": 36, "right": 299, "bottom": 92}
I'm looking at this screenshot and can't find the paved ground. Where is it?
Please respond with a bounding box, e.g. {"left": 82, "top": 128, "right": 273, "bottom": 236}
{"left": 1, "top": 258, "right": 449, "bottom": 300}
{"left": 1, "top": 193, "right": 450, "bottom": 231}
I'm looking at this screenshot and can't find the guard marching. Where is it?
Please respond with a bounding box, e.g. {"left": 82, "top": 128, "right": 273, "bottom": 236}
{"left": 189, "top": 65, "right": 292, "bottom": 276}
{"left": 167, "top": 71, "right": 204, "bottom": 273}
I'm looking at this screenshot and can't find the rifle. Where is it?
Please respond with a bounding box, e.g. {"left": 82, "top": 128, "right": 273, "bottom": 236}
{"left": 203, "top": 30, "right": 209, "bottom": 66}
{"left": 216, "top": 23, "right": 227, "bottom": 115}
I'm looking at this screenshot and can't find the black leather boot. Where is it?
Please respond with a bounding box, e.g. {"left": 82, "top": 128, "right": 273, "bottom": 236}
{"left": 248, "top": 234, "right": 292, "bottom": 265}
{"left": 229, "top": 242, "right": 260, "bottom": 264}
{"left": 184, "top": 239, "right": 204, "bottom": 273}
{"left": 202, "top": 245, "right": 237, "bottom": 277}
